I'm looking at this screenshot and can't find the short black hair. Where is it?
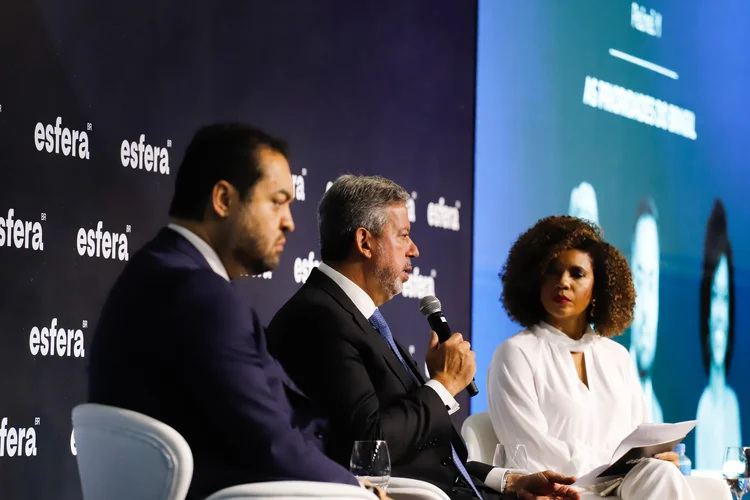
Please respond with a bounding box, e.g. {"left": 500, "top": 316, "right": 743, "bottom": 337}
{"left": 699, "top": 199, "right": 735, "bottom": 376}
{"left": 168, "top": 123, "right": 288, "bottom": 221}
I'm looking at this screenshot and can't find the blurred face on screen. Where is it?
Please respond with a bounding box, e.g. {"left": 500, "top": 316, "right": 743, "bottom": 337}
{"left": 226, "top": 147, "right": 295, "bottom": 276}
{"left": 710, "top": 254, "right": 730, "bottom": 368}
{"left": 369, "top": 204, "right": 419, "bottom": 304}
{"left": 568, "top": 182, "right": 599, "bottom": 225}
{"left": 631, "top": 215, "right": 660, "bottom": 373}
{"left": 540, "top": 249, "right": 595, "bottom": 327}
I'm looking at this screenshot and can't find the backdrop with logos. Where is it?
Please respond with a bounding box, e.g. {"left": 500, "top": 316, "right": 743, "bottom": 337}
{"left": 0, "top": 1, "right": 478, "bottom": 497}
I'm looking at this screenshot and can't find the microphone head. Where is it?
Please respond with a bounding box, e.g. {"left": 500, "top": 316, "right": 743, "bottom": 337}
{"left": 419, "top": 295, "right": 442, "bottom": 316}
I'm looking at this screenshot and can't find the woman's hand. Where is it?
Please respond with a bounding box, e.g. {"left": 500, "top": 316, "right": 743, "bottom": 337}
{"left": 653, "top": 451, "right": 680, "bottom": 468}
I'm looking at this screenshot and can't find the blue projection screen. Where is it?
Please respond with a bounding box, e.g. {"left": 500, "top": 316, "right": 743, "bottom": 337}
{"left": 471, "top": 0, "right": 750, "bottom": 470}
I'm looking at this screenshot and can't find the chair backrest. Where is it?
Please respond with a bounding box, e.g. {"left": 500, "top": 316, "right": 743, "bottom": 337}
{"left": 72, "top": 403, "right": 193, "bottom": 500}
{"left": 460, "top": 412, "right": 498, "bottom": 464}
{"left": 387, "top": 477, "right": 452, "bottom": 500}
{"left": 204, "top": 482, "right": 378, "bottom": 500}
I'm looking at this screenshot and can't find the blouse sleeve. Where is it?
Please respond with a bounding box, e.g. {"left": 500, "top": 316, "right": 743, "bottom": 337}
{"left": 625, "top": 349, "right": 647, "bottom": 427}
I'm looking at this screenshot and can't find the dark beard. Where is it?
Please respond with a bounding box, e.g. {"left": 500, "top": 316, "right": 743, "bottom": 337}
{"left": 243, "top": 251, "right": 280, "bottom": 276}
{"left": 234, "top": 233, "right": 277, "bottom": 276}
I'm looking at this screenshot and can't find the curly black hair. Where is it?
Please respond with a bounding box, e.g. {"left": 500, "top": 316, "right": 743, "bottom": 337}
{"left": 500, "top": 215, "right": 635, "bottom": 337}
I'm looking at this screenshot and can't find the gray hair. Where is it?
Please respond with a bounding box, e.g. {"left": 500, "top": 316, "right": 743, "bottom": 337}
{"left": 318, "top": 175, "right": 410, "bottom": 261}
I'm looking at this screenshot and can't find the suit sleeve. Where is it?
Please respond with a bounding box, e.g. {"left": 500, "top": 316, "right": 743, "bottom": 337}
{"left": 402, "top": 344, "right": 493, "bottom": 480}
{"left": 174, "top": 274, "right": 359, "bottom": 486}
{"left": 275, "top": 307, "right": 455, "bottom": 465}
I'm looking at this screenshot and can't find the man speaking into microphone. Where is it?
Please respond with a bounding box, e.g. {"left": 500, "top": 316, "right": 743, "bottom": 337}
{"left": 267, "top": 175, "right": 578, "bottom": 500}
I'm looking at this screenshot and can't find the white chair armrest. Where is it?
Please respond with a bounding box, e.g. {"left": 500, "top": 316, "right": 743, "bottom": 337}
{"left": 386, "top": 477, "right": 451, "bottom": 500}
{"left": 204, "top": 481, "right": 376, "bottom": 500}
{"left": 684, "top": 476, "right": 732, "bottom": 500}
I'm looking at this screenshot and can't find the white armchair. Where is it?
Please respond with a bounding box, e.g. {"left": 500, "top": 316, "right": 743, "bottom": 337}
{"left": 203, "top": 482, "right": 376, "bottom": 500}
{"left": 71, "top": 404, "right": 374, "bottom": 500}
{"left": 460, "top": 412, "right": 496, "bottom": 464}
{"left": 72, "top": 403, "right": 194, "bottom": 500}
{"left": 460, "top": 411, "right": 731, "bottom": 500}
{"left": 386, "top": 477, "right": 450, "bottom": 500}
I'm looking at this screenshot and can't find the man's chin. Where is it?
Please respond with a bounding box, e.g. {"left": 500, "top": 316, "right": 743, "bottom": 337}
{"left": 383, "top": 282, "right": 403, "bottom": 300}
{"left": 260, "top": 259, "right": 279, "bottom": 274}
{"left": 245, "top": 257, "right": 279, "bottom": 276}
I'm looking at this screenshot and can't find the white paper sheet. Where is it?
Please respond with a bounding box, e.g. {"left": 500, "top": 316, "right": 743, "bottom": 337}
{"left": 574, "top": 420, "right": 698, "bottom": 486}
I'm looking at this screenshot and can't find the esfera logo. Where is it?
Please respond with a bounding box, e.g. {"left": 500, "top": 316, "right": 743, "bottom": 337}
{"left": 294, "top": 251, "right": 321, "bottom": 283}
{"left": 291, "top": 168, "right": 307, "bottom": 201}
{"left": 76, "top": 221, "right": 130, "bottom": 261}
{"left": 0, "top": 209, "right": 44, "bottom": 251}
{"left": 427, "top": 197, "right": 460, "bottom": 231}
{"left": 34, "top": 117, "right": 90, "bottom": 160}
{"left": 0, "top": 417, "right": 38, "bottom": 457}
{"left": 407, "top": 191, "right": 417, "bottom": 223}
{"left": 402, "top": 267, "right": 436, "bottom": 299}
{"left": 120, "top": 134, "right": 171, "bottom": 174}
{"left": 29, "top": 318, "right": 86, "bottom": 358}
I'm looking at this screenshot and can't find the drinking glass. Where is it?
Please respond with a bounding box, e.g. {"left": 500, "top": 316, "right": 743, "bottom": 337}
{"left": 722, "top": 447, "right": 750, "bottom": 499}
{"left": 350, "top": 440, "right": 391, "bottom": 490}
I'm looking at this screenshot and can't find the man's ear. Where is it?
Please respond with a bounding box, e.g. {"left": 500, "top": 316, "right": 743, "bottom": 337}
{"left": 354, "top": 227, "right": 374, "bottom": 259}
{"left": 210, "top": 180, "right": 236, "bottom": 218}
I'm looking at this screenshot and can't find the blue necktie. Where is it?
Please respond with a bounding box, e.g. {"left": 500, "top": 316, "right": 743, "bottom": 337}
{"left": 368, "top": 309, "right": 483, "bottom": 499}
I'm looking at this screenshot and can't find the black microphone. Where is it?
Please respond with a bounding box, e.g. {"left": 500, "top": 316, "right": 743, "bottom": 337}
{"left": 418, "top": 295, "right": 479, "bottom": 397}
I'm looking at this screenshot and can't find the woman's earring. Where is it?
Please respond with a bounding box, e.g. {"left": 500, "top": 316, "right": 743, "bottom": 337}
{"left": 589, "top": 298, "right": 597, "bottom": 320}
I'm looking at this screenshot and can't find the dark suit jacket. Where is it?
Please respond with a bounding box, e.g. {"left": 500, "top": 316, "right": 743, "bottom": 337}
{"left": 88, "top": 229, "right": 359, "bottom": 500}
{"left": 267, "top": 268, "right": 495, "bottom": 499}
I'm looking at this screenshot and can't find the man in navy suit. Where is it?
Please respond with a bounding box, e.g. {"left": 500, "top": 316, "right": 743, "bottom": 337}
{"left": 88, "top": 124, "right": 382, "bottom": 499}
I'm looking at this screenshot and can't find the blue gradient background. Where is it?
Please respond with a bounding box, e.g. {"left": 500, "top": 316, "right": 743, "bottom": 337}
{"left": 471, "top": 0, "right": 750, "bottom": 465}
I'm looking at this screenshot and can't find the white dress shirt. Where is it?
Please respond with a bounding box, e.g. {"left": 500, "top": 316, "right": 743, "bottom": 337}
{"left": 168, "top": 223, "right": 230, "bottom": 282}
{"left": 487, "top": 321, "right": 647, "bottom": 477}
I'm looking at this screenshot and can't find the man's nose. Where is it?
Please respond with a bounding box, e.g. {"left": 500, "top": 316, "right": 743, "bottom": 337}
{"left": 409, "top": 240, "right": 419, "bottom": 258}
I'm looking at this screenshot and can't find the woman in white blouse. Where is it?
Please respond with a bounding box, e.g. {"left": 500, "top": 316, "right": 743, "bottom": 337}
{"left": 487, "top": 216, "right": 693, "bottom": 499}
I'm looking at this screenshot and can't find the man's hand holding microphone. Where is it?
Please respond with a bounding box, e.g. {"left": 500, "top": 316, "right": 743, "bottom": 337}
{"left": 426, "top": 330, "right": 477, "bottom": 397}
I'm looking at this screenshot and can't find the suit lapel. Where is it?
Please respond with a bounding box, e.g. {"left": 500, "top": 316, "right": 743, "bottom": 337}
{"left": 306, "top": 269, "right": 416, "bottom": 392}
{"left": 394, "top": 338, "right": 426, "bottom": 384}
{"left": 305, "top": 270, "right": 470, "bottom": 457}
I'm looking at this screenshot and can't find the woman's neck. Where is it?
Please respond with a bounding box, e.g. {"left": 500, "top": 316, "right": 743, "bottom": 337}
{"left": 709, "top": 362, "right": 726, "bottom": 397}
{"left": 544, "top": 314, "right": 588, "bottom": 341}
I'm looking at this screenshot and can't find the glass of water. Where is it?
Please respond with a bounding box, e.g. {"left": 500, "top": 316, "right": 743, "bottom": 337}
{"left": 493, "top": 444, "right": 528, "bottom": 471}
{"left": 350, "top": 440, "right": 391, "bottom": 490}
{"left": 722, "top": 447, "right": 750, "bottom": 499}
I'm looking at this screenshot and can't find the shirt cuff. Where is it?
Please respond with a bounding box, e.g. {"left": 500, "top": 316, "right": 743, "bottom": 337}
{"left": 484, "top": 467, "right": 511, "bottom": 493}
{"left": 424, "top": 379, "right": 460, "bottom": 415}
